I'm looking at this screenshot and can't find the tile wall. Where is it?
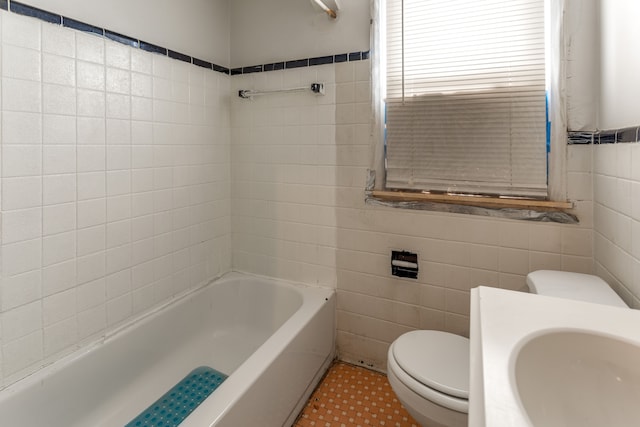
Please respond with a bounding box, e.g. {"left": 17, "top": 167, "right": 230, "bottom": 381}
{"left": 0, "top": 0, "right": 610, "bottom": 384}
{"left": 230, "top": 58, "right": 595, "bottom": 371}
{"left": 0, "top": 11, "right": 231, "bottom": 388}
{"left": 231, "top": 63, "right": 338, "bottom": 286}
{"left": 593, "top": 143, "right": 640, "bottom": 308}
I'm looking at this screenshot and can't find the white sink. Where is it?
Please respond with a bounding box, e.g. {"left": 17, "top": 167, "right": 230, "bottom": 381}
{"left": 469, "top": 287, "right": 640, "bottom": 427}
{"left": 512, "top": 330, "right": 640, "bottom": 427}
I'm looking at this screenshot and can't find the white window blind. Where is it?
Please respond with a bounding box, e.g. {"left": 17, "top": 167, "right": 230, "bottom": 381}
{"left": 385, "top": 0, "right": 548, "bottom": 197}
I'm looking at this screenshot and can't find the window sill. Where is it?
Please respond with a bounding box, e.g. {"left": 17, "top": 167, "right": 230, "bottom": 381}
{"left": 367, "top": 191, "right": 578, "bottom": 224}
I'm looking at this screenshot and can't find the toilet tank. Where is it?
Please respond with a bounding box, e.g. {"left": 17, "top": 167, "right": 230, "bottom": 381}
{"left": 526, "top": 270, "right": 628, "bottom": 308}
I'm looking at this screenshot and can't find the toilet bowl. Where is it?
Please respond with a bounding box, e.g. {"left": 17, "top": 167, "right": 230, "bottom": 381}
{"left": 387, "top": 330, "right": 469, "bottom": 427}
{"left": 387, "top": 270, "right": 628, "bottom": 427}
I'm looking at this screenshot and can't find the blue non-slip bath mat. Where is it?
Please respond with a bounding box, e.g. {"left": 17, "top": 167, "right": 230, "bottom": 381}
{"left": 125, "top": 366, "right": 227, "bottom": 427}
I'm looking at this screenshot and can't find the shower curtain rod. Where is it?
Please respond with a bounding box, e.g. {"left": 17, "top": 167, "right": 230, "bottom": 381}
{"left": 238, "top": 83, "right": 325, "bottom": 99}
{"left": 311, "top": 0, "right": 337, "bottom": 18}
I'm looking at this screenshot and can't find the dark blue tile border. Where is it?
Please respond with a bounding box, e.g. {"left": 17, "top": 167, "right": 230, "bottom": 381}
{"left": 0, "top": 2, "right": 230, "bottom": 75}
{"left": 334, "top": 54, "right": 348, "bottom": 63}
{"left": 139, "top": 41, "right": 167, "bottom": 56}
{"left": 264, "top": 62, "right": 285, "bottom": 72}
{"left": 597, "top": 130, "right": 616, "bottom": 144}
{"left": 0, "top": 2, "right": 369, "bottom": 77}
{"left": 310, "top": 55, "right": 333, "bottom": 66}
{"left": 568, "top": 127, "right": 640, "bottom": 145}
{"left": 242, "top": 65, "right": 262, "bottom": 74}
{"left": 286, "top": 59, "right": 309, "bottom": 69}
{"left": 62, "top": 17, "right": 103, "bottom": 36}
{"left": 213, "top": 64, "right": 230, "bottom": 74}
{"left": 11, "top": 1, "right": 60, "bottom": 24}
{"left": 105, "top": 30, "right": 138, "bottom": 48}
{"left": 168, "top": 50, "right": 191, "bottom": 64}
{"left": 617, "top": 127, "right": 638, "bottom": 143}
{"left": 193, "top": 58, "right": 213, "bottom": 70}
{"left": 229, "top": 50, "right": 370, "bottom": 75}
{"left": 567, "top": 132, "right": 594, "bottom": 145}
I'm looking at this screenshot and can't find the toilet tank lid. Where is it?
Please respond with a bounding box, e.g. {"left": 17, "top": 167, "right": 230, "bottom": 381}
{"left": 526, "top": 270, "right": 628, "bottom": 308}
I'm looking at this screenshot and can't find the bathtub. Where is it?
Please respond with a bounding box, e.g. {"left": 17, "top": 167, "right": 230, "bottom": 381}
{"left": 0, "top": 272, "right": 336, "bottom": 427}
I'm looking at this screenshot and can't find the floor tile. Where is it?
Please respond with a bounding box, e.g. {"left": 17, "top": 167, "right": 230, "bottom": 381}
{"left": 294, "top": 362, "right": 419, "bottom": 427}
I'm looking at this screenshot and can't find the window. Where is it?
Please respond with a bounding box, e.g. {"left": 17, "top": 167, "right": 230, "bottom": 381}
{"left": 383, "top": 0, "right": 548, "bottom": 199}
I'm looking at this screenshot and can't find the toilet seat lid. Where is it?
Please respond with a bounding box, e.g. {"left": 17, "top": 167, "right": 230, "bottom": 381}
{"left": 393, "top": 330, "right": 469, "bottom": 399}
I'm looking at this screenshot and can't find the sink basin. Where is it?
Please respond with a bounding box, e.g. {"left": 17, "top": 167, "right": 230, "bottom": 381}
{"left": 512, "top": 330, "right": 640, "bottom": 427}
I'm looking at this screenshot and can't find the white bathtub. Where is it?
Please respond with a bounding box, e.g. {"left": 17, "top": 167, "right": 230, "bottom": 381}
{"left": 0, "top": 272, "right": 336, "bottom": 427}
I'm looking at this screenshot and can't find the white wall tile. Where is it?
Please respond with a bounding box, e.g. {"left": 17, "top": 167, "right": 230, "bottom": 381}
{"left": 77, "top": 225, "right": 106, "bottom": 257}
{"left": 77, "top": 252, "right": 106, "bottom": 286}
{"left": 106, "top": 246, "right": 132, "bottom": 275}
{"left": 2, "top": 145, "right": 42, "bottom": 177}
{"left": 1, "top": 270, "right": 42, "bottom": 312}
{"left": 76, "top": 33, "right": 104, "bottom": 64}
{"left": 42, "top": 54, "right": 75, "bottom": 86}
{"left": 106, "top": 68, "right": 131, "bottom": 94}
{"left": 77, "top": 117, "right": 106, "bottom": 145}
{"left": 76, "top": 279, "right": 106, "bottom": 312}
{"left": 2, "top": 12, "right": 41, "bottom": 49}
{"left": 43, "top": 203, "right": 76, "bottom": 236}
{"left": 2, "top": 331, "right": 43, "bottom": 378}
{"left": 106, "top": 294, "right": 132, "bottom": 326}
{"left": 2, "top": 111, "right": 42, "bottom": 145}
{"left": 77, "top": 146, "right": 106, "bottom": 172}
{"left": 42, "top": 24, "right": 75, "bottom": 58}
{"left": 43, "top": 317, "right": 77, "bottom": 358}
{"left": 106, "top": 170, "right": 131, "bottom": 196}
{"left": 2, "top": 45, "right": 41, "bottom": 81}
{"left": 131, "top": 49, "right": 152, "bottom": 75}
{"left": 106, "top": 119, "right": 131, "bottom": 145}
{"left": 107, "top": 220, "right": 131, "bottom": 249}
{"left": 132, "top": 72, "right": 153, "bottom": 98}
{"left": 42, "top": 174, "right": 77, "bottom": 206}
{"left": 43, "top": 146, "right": 76, "bottom": 175}
{"left": 77, "top": 61, "right": 105, "bottom": 90}
{"left": 106, "top": 146, "right": 131, "bottom": 171}
{"left": 106, "top": 269, "right": 131, "bottom": 300}
{"left": 77, "top": 89, "right": 106, "bottom": 117}
{"left": 1, "top": 301, "right": 42, "bottom": 342}
{"left": 77, "top": 198, "right": 106, "bottom": 229}
{"left": 43, "top": 232, "right": 76, "bottom": 267}
{"left": 2, "top": 78, "right": 42, "bottom": 112}
{"left": 2, "top": 208, "right": 42, "bottom": 244}
{"left": 2, "top": 239, "right": 42, "bottom": 277}
{"left": 106, "top": 42, "right": 131, "bottom": 70}
{"left": 43, "top": 290, "right": 76, "bottom": 326}
{"left": 106, "top": 195, "right": 131, "bottom": 222}
{"left": 77, "top": 306, "right": 106, "bottom": 341}
{"left": 0, "top": 13, "right": 231, "bottom": 388}
{"left": 43, "top": 114, "right": 76, "bottom": 145}
{"left": 106, "top": 93, "right": 131, "bottom": 119}
{"left": 42, "top": 84, "right": 76, "bottom": 115}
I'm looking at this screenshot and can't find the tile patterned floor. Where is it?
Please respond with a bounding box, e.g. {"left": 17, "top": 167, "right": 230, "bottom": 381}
{"left": 294, "top": 362, "right": 419, "bottom": 427}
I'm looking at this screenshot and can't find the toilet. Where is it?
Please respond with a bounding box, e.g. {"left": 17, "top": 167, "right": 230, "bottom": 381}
{"left": 387, "top": 270, "right": 628, "bottom": 427}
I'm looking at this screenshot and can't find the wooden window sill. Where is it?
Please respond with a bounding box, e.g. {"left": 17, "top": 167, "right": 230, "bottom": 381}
{"left": 371, "top": 191, "right": 573, "bottom": 211}
{"left": 367, "top": 191, "right": 577, "bottom": 223}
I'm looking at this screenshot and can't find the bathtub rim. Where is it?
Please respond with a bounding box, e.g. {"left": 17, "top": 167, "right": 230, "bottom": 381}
{"left": 181, "top": 272, "right": 336, "bottom": 426}
{"left": 0, "top": 271, "right": 335, "bottom": 405}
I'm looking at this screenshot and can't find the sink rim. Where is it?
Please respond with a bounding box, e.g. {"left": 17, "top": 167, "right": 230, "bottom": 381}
{"left": 508, "top": 326, "right": 640, "bottom": 426}
{"left": 471, "top": 286, "right": 640, "bottom": 427}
